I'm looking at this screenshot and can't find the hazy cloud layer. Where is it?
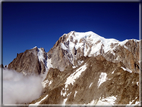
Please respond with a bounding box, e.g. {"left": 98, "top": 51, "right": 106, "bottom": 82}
{"left": 3, "top": 68, "right": 43, "bottom": 105}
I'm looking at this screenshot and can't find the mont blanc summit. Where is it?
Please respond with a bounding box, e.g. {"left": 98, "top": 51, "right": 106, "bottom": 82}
{"left": 47, "top": 31, "right": 140, "bottom": 73}
{"left": 3, "top": 31, "right": 140, "bottom": 106}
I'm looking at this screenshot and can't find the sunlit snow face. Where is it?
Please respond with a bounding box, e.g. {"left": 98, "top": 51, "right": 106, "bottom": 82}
{"left": 65, "top": 63, "right": 87, "bottom": 88}
{"left": 60, "top": 31, "right": 133, "bottom": 58}
{"left": 98, "top": 72, "right": 107, "bottom": 88}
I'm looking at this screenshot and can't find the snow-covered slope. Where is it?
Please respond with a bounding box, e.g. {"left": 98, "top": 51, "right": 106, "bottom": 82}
{"left": 61, "top": 31, "right": 139, "bottom": 57}
{"left": 6, "top": 31, "right": 140, "bottom": 106}
{"left": 30, "top": 55, "right": 139, "bottom": 106}
{"left": 47, "top": 31, "right": 139, "bottom": 73}
{"left": 61, "top": 31, "right": 118, "bottom": 56}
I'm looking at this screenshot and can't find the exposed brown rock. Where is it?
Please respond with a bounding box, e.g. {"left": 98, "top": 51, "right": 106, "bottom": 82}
{"left": 30, "top": 56, "right": 139, "bottom": 105}
{"left": 104, "top": 40, "right": 140, "bottom": 73}
{"left": 8, "top": 47, "right": 46, "bottom": 75}
{"left": 7, "top": 31, "right": 140, "bottom": 106}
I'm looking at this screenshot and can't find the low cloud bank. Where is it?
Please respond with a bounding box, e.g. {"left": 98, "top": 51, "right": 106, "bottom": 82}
{"left": 3, "top": 68, "right": 43, "bottom": 104}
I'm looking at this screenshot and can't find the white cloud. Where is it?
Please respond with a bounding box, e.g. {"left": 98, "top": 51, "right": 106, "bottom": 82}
{"left": 3, "top": 68, "right": 43, "bottom": 105}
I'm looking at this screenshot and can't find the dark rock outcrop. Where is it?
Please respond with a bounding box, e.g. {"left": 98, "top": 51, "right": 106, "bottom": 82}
{"left": 30, "top": 56, "right": 139, "bottom": 105}
{"left": 8, "top": 47, "right": 47, "bottom": 75}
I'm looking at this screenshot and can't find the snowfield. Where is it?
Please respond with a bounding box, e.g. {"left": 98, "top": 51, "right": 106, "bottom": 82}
{"left": 65, "top": 63, "right": 87, "bottom": 88}
{"left": 60, "top": 31, "right": 138, "bottom": 58}
{"left": 98, "top": 72, "right": 107, "bottom": 88}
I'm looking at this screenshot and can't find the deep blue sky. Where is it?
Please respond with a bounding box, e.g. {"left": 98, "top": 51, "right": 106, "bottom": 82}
{"left": 2, "top": 2, "right": 139, "bottom": 65}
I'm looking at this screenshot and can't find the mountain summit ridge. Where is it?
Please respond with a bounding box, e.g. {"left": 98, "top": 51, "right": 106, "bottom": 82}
{"left": 47, "top": 31, "right": 140, "bottom": 72}
{"left": 5, "top": 31, "right": 140, "bottom": 106}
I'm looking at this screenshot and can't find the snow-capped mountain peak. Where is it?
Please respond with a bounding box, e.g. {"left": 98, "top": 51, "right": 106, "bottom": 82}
{"left": 46, "top": 31, "right": 140, "bottom": 73}
{"left": 62, "top": 31, "right": 120, "bottom": 55}
{"left": 6, "top": 31, "right": 140, "bottom": 106}
{"left": 59, "top": 31, "right": 119, "bottom": 63}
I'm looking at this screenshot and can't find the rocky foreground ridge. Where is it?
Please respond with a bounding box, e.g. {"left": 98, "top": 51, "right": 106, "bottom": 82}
{"left": 6, "top": 31, "right": 141, "bottom": 106}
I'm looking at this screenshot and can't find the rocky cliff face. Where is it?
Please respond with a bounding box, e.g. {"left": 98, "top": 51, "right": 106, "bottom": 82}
{"left": 6, "top": 31, "right": 140, "bottom": 106}
{"left": 29, "top": 56, "right": 139, "bottom": 106}
{"left": 8, "top": 46, "right": 47, "bottom": 75}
